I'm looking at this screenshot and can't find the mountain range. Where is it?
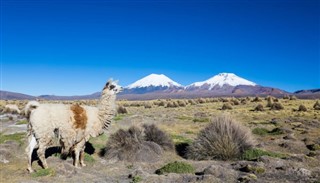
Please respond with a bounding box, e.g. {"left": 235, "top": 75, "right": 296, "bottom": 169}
{"left": 1, "top": 73, "right": 319, "bottom": 100}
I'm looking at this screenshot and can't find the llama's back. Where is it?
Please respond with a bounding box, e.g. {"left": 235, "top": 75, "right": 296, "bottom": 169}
{"left": 29, "top": 104, "right": 74, "bottom": 139}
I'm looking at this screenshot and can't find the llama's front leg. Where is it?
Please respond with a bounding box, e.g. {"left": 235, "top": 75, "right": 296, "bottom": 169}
{"left": 73, "top": 140, "right": 86, "bottom": 168}
{"left": 79, "top": 148, "right": 86, "bottom": 167}
{"left": 26, "top": 135, "right": 37, "bottom": 173}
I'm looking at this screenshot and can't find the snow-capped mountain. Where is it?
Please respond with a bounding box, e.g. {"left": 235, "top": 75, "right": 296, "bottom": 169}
{"left": 123, "top": 74, "right": 183, "bottom": 95}
{"left": 127, "top": 74, "right": 183, "bottom": 89}
{"left": 186, "top": 73, "right": 256, "bottom": 90}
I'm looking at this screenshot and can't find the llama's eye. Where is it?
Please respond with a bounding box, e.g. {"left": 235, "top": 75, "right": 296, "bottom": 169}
{"left": 110, "top": 85, "right": 115, "bottom": 90}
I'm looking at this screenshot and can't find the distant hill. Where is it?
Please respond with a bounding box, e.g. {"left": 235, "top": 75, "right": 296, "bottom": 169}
{"left": 2, "top": 73, "right": 319, "bottom": 100}
{"left": 0, "top": 90, "right": 36, "bottom": 100}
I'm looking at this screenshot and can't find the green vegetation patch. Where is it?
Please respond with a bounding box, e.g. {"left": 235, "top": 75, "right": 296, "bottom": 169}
{"left": 155, "top": 161, "right": 195, "bottom": 175}
{"left": 0, "top": 132, "right": 26, "bottom": 145}
{"left": 84, "top": 153, "right": 95, "bottom": 163}
{"left": 192, "top": 117, "right": 209, "bottom": 123}
{"left": 130, "top": 175, "right": 142, "bottom": 183}
{"left": 171, "top": 134, "right": 193, "bottom": 144}
{"left": 113, "top": 114, "right": 125, "bottom": 121}
{"left": 31, "top": 168, "right": 55, "bottom": 178}
{"left": 16, "top": 120, "right": 28, "bottom": 125}
{"left": 252, "top": 127, "right": 284, "bottom": 136}
{"left": 241, "top": 148, "right": 287, "bottom": 161}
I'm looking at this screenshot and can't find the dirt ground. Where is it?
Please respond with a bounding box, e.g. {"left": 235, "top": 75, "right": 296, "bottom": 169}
{"left": 0, "top": 98, "right": 320, "bottom": 183}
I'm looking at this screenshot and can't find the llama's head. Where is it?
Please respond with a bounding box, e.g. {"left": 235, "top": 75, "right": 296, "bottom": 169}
{"left": 102, "top": 79, "right": 123, "bottom": 95}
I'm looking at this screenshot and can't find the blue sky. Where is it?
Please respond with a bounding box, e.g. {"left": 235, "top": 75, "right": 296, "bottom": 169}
{"left": 1, "top": 0, "right": 319, "bottom": 96}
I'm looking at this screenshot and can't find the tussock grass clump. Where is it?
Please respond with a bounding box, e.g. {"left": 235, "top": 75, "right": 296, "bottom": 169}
{"left": 283, "top": 94, "right": 290, "bottom": 99}
{"left": 289, "top": 95, "right": 297, "bottom": 100}
{"left": 270, "top": 102, "right": 284, "bottom": 110}
{"left": 314, "top": 101, "right": 320, "bottom": 110}
{"left": 117, "top": 106, "right": 128, "bottom": 114}
{"left": 155, "top": 161, "right": 195, "bottom": 175}
{"left": 188, "top": 99, "right": 197, "bottom": 105}
{"left": 252, "top": 97, "right": 262, "bottom": 102}
{"left": 221, "top": 103, "right": 233, "bottom": 110}
{"left": 187, "top": 115, "right": 255, "bottom": 160}
{"left": 143, "top": 124, "right": 174, "bottom": 151}
{"left": 177, "top": 100, "right": 187, "bottom": 107}
{"left": 298, "top": 104, "right": 307, "bottom": 112}
{"left": 103, "top": 124, "right": 173, "bottom": 162}
{"left": 197, "top": 98, "right": 206, "bottom": 104}
{"left": 253, "top": 104, "right": 264, "bottom": 111}
{"left": 166, "top": 102, "right": 179, "bottom": 108}
{"left": 143, "top": 102, "right": 152, "bottom": 109}
{"left": 103, "top": 126, "right": 163, "bottom": 162}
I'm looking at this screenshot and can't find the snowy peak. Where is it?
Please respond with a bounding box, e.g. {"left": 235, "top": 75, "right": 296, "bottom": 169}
{"left": 187, "top": 73, "right": 256, "bottom": 90}
{"left": 127, "top": 74, "right": 183, "bottom": 89}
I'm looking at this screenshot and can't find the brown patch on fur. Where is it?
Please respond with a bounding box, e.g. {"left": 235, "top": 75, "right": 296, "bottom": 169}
{"left": 70, "top": 104, "right": 87, "bottom": 129}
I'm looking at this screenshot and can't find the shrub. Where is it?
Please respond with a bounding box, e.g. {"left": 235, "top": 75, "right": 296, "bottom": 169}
{"left": 155, "top": 161, "right": 195, "bottom": 175}
{"left": 221, "top": 103, "right": 233, "bottom": 110}
{"left": 252, "top": 97, "right": 262, "bottom": 102}
{"left": 157, "top": 100, "right": 166, "bottom": 107}
{"left": 240, "top": 99, "right": 247, "bottom": 105}
{"left": 298, "top": 104, "right": 307, "bottom": 112}
{"left": 253, "top": 104, "right": 264, "bottom": 111}
{"left": 103, "top": 124, "right": 174, "bottom": 162}
{"left": 289, "top": 95, "right": 297, "bottom": 100}
{"left": 241, "top": 148, "right": 287, "bottom": 161}
{"left": 166, "top": 102, "right": 179, "bottom": 108}
{"left": 197, "top": 98, "right": 206, "bottom": 104}
{"left": 314, "top": 101, "right": 320, "bottom": 110}
{"left": 177, "top": 100, "right": 187, "bottom": 107}
{"left": 231, "top": 98, "right": 240, "bottom": 105}
{"left": 143, "top": 124, "right": 174, "bottom": 151}
{"left": 270, "top": 102, "right": 284, "bottom": 110}
{"left": 103, "top": 126, "right": 163, "bottom": 162}
{"left": 188, "top": 99, "right": 197, "bottom": 105}
{"left": 283, "top": 94, "right": 290, "bottom": 99}
{"left": 143, "top": 102, "right": 152, "bottom": 109}
{"left": 187, "top": 115, "right": 255, "bottom": 160}
{"left": 117, "top": 106, "right": 128, "bottom": 114}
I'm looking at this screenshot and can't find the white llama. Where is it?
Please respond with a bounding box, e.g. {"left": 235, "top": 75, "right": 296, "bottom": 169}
{"left": 25, "top": 80, "right": 122, "bottom": 172}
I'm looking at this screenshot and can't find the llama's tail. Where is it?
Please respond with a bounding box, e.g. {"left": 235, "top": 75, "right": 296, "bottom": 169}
{"left": 24, "top": 101, "right": 40, "bottom": 120}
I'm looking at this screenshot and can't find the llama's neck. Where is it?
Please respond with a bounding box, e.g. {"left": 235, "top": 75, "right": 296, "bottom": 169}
{"left": 97, "top": 93, "right": 117, "bottom": 130}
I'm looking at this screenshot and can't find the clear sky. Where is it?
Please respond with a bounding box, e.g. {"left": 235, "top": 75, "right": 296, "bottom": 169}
{"left": 1, "top": 0, "right": 319, "bottom": 96}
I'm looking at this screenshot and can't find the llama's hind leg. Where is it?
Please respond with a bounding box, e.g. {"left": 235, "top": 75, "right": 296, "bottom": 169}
{"left": 26, "top": 134, "right": 37, "bottom": 173}
{"left": 37, "top": 139, "right": 51, "bottom": 169}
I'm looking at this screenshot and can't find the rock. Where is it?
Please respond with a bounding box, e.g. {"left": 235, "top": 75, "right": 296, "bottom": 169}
{"left": 238, "top": 173, "right": 257, "bottom": 182}
{"left": 296, "top": 168, "right": 312, "bottom": 177}
{"left": 203, "top": 164, "right": 238, "bottom": 182}
{"left": 283, "top": 133, "right": 296, "bottom": 140}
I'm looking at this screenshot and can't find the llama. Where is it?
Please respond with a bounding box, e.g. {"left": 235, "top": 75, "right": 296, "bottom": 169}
{"left": 3, "top": 104, "right": 21, "bottom": 114}
{"left": 25, "top": 80, "right": 122, "bottom": 172}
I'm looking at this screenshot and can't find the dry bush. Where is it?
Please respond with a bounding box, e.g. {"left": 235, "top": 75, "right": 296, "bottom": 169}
{"left": 177, "top": 100, "right": 187, "bottom": 107}
{"left": 197, "top": 98, "right": 206, "bottom": 104}
{"left": 221, "top": 98, "right": 230, "bottom": 103}
{"left": 266, "top": 97, "right": 274, "bottom": 107}
{"left": 270, "top": 102, "right": 284, "bottom": 110}
{"left": 313, "top": 101, "right": 320, "bottom": 110}
{"left": 103, "top": 126, "right": 163, "bottom": 162}
{"left": 166, "top": 101, "right": 179, "bottom": 108}
{"left": 251, "top": 97, "right": 262, "bottom": 102}
{"left": 143, "top": 102, "right": 152, "bottom": 109}
{"left": 283, "top": 94, "right": 290, "bottom": 99}
{"left": 289, "top": 95, "right": 297, "bottom": 100}
{"left": 254, "top": 104, "right": 264, "bottom": 111}
{"left": 221, "top": 103, "right": 233, "bottom": 110}
{"left": 231, "top": 98, "right": 240, "bottom": 105}
{"left": 143, "top": 124, "right": 174, "bottom": 151}
{"left": 298, "top": 104, "right": 307, "bottom": 112}
{"left": 188, "top": 99, "right": 197, "bottom": 105}
{"left": 117, "top": 106, "right": 128, "bottom": 114}
{"left": 240, "top": 99, "right": 247, "bottom": 105}
{"left": 187, "top": 115, "right": 255, "bottom": 160}
{"left": 273, "top": 98, "right": 279, "bottom": 102}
